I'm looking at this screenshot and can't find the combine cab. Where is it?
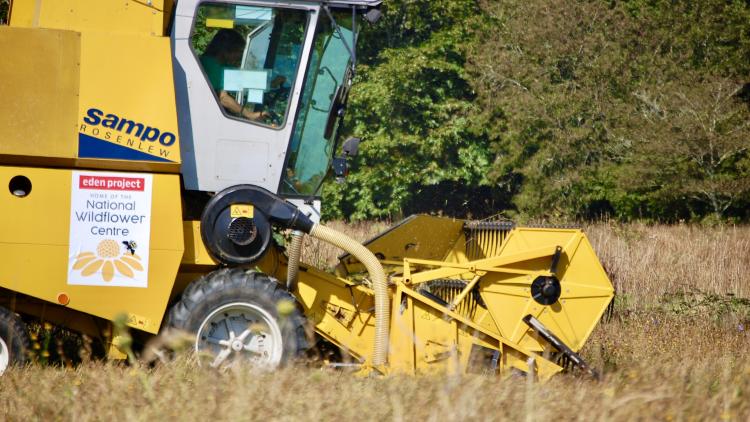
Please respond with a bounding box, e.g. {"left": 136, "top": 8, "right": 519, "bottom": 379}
{"left": 0, "top": 0, "right": 613, "bottom": 379}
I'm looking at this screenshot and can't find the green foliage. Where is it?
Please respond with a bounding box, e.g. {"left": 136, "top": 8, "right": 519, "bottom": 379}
{"left": 659, "top": 290, "right": 750, "bottom": 321}
{"left": 323, "top": 0, "right": 496, "bottom": 220}
{"left": 324, "top": 0, "right": 750, "bottom": 222}
{"left": 0, "top": 0, "right": 9, "bottom": 25}
{"left": 620, "top": 0, "right": 750, "bottom": 77}
{"left": 466, "top": 0, "right": 750, "bottom": 222}
{"left": 465, "top": 0, "right": 636, "bottom": 220}
{"left": 619, "top": 76, "right": 750, "bottom": 221}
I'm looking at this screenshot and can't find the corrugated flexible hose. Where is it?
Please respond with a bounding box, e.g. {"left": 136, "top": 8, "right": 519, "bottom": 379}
{"left": 309, "top": 224, "right": 389, "bottom": 368}
{"left": 286, "top": 230, "right": 304, "bottom": 291}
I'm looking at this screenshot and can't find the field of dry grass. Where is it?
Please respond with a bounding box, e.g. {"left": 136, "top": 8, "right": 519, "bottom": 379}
{"left": 2, "top": 222, "right": 749, "bottom": 421}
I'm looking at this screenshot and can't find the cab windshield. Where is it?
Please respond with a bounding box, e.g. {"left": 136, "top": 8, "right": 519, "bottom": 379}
{"left": 281, "top": 11, "right": 353, "bottom": 196}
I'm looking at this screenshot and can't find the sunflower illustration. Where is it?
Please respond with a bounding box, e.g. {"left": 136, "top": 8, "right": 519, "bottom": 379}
{"left": 72, "top": 239, "right": 143, "bottom": 282}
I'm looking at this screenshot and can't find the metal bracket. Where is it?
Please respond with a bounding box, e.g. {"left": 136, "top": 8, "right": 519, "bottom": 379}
{"left": 523, "top": 315, "right": 599, "bottom": 379}
{"left": 448, "top": 273, "right": 482, "bottom": 311}
{"left": 424, "top": 340, "right": 453, "bottom": 363}
{"left": 324, "top": 302, "right": 356, "bottom": 327}
{"left": 322, "top": 4, "right": 357, "bottom": 72}
{"left": 549, "top": 246, "right": 563, "bottom": 274}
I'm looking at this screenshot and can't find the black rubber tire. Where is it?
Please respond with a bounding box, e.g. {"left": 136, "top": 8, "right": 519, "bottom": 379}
{"left": 166, "top": 268, "right": 308, "bottom": 366}
{"left": 0, "top": 307, "right": 30, "bottom": 372}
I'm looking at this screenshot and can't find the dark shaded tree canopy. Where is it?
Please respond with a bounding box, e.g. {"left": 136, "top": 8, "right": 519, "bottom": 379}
{"left": 0, "top": 1, "right": 8, "bottom": 25}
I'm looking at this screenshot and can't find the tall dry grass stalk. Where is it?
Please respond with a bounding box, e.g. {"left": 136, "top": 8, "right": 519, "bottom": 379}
{"left": 586, "top": 223, "right": 750, "bottom": 303}
{"left": 2, "top": 222, "right": 749, "bottom": 420}
{"left": 301, "top": 220, "right": 391, "bottom": 269}
{"left": 3, "top": 314, "right": 748, "bottom": 421}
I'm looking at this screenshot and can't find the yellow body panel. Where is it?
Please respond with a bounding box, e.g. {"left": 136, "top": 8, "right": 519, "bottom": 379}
{"left": 293, "top": 267, "right": 376, "bottom": 362}
{"left": 0, "top": 166, "right": 184, "bottom": 333}
{"left": 0, "top": 27, "right": 80, "bottom": 162}
{"left": 181, "top": 221, "right": 218, "bottom": 267}
{"left": 337, "top": 215, "right": 465, "bottom": 276}
{"left": 10, "top": 0, "right": 167, "bottom": 36}
{"left": 3, "top": 1, "right": 180, "bottom": 172}
{"left": 76, "top": 32, "right": 181, "bottom": 168}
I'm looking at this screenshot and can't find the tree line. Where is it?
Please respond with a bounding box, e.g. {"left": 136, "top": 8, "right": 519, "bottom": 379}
{"left": 327, "top": 0, "right": 750, "bottom": 223}
{"left": 2, "top": 1, "right": 747, "bottom": 222}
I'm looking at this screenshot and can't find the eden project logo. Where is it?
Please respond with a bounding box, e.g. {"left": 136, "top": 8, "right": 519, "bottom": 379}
{"left": 67, "top": 171, "right": 153, "bottom": 288}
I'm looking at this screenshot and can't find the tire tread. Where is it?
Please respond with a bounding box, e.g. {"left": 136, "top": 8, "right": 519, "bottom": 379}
{"left": 0, "top": 307, "right": 30, "bottom": 368}
{"left": 166, "top": 268, "right": 308, "bottom": 364}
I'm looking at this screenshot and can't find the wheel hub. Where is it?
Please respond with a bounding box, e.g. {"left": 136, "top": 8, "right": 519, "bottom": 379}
{"left": 231, "top": 339, "right": 244, "bottom": 351}
{"left": 196, "top": 302, "right": 283, "bottom": 369}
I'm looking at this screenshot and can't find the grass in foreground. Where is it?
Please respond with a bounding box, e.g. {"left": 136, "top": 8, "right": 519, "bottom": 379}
{"left": 3, "top": 312, "right": 748, "bottom": 421}
{"left": 2, "top": 222, "right": 749, "bottom": 420}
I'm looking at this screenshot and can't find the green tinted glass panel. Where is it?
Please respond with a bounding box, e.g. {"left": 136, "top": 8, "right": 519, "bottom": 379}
{"left": 281, "top": 14, "right": 353, "bottom": 196}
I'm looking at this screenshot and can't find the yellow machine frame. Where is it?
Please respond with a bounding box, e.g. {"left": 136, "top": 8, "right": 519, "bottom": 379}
{"left": 281, "top": 216, "right": 613, "bottom": 380}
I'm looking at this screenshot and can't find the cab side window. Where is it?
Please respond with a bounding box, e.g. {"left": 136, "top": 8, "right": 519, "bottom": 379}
{"left": 191, "top": 3, "right": 307, "bottom": 128}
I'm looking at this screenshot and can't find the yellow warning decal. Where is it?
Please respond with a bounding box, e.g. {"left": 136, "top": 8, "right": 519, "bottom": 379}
{"left": 230, "top": 204, "right": 254, "bottom": 218}
{"left": 126, "top": 313, "right": 151, "bottom": 330}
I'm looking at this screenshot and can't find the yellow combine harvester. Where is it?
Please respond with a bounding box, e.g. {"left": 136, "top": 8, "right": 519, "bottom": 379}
{"left": 0, "top": 0, "right": 613, "bottom": 380}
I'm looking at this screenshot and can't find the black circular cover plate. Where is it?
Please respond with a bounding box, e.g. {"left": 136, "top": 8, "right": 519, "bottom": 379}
{"left": 531, "top": 276, "right": 562, "bottom": 305}
{"left": 200, "top": 186, "right": 272, "bottom": 265}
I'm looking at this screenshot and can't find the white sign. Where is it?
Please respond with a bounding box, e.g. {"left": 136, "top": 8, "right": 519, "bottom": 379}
{"left": 67, "top": 171, "right": 153, "bottom": 288}
{"left": 223, "top": 69, "right": 267, "bottom": 91}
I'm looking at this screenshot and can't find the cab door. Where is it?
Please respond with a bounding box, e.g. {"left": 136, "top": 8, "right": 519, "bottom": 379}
{"left": 172, "top": 0, "right": 319, "bottom": 193}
